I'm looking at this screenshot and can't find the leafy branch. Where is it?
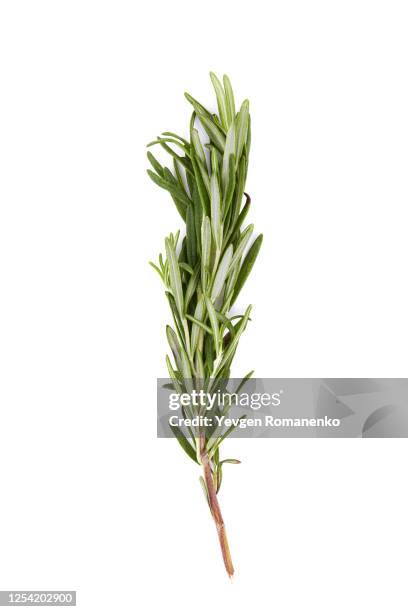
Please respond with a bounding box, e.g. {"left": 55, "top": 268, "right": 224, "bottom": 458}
{"left": 147, "top": 73, "right": 262, "bottom": 577}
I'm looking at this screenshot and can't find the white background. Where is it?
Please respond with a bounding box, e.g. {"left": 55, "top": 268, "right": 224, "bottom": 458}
{"left": 1, "top": 1, "right": 408, "bottom": 610}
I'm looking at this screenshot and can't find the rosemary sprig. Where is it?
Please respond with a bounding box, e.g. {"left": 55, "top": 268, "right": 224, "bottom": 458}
{"left": 147, "top": 73, "right": 263, "bottom": 578}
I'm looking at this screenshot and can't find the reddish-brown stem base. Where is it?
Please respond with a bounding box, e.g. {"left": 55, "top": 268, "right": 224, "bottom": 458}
{"left": 202, "top": 454, "right": 234, "bottom": 578}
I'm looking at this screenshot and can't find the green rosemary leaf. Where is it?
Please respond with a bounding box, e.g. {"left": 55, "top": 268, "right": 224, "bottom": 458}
{"left": 192, "top": 185, "right": 203, "bottom": 256}
{"left": 215, "top": 462, "right": 223, "bottom": 493}
{"left": 195, "top": 350, "right": 205, "bottom": 381}
{"left": 224, "top": 260, "right": 240, "bottom": 307}
{"left": 204, "top": 333, "right": 214, "bottom": 378}
{"left": 166, "top": 325, "right": 183, "bottom": 371}
{"left": 210, "top": 72, "right": 228, "bottom": 130}
{"left": 245, "top": 114, "right": 251, "bottom": 157}
{"left": 210, "top": 174, "right": 222, "bottom": 252}
{"left": 149, "top": 261, "right": 163, "bottom": 280}
{"left": 222, "top": 121, "right": 236, "bottom": 194}
{"left": 180, "top": 344, "right": 192, "bottom": 380}
{"left": 201, "top": 216, "right": 212, "bottom": 290}
{"left": 216, "top": 305, "right": 252, "bottom": 374}
{"left": 165, "top": 292, "right": 185, "bottom": 348}
{"left": 195, "top": 156, "right": 211, "bottom": 195}
{"left": 211, "top": 244, "right": 233, "bottom": 301}
{"left": 186, "top": 205, "right": 197, "bottom": 267}
{"left": 166, "top": 354, "right": 182, "bottom": 393}
{"left": 229, "top": 224, "right": 254, "bottom": 271}
{"left": 153, "top": 139, "right": 192, "bottom": 173}
{"left": 220, "top": 459, "right": 241, "bottom": 465}
{"left": 198, "top": 114, "right": 226, "bottom": 152}
{"left": 231, "top": 235, "right": 263, "bottom": 305}
{"left": 223, "top": 74, "right": 236, "bottom": 126}
{"left": 236, "top": 99, "right": 250, "bottom": 161}
{"left": 215, "top": 311, "right": 235, "bottom": 337}
{"left": 179, "top": 262, "right": 194, "bottom": 275}
{"left": 184, "top": 92, "right": 214, "bottom": 122}
{"left": 147, "top": 136, "right": 190, "bottom": 157}
{"left": 210, "top": 147, "right": 219, "bottom": 177}
{"left": 147, "top": 151, "right": 164, "bottom": 177}
{"left": 190, "top": 152, "right": 210, "bottom": 216}
{"left": 165, "top": 238, "right": 184, "bottom": 318}
{"left": 190, "top": 295, "right": 207, "bottom": 354}
{"left": 147, "top": 170, "right": 189, "bottom": 220}
{"left": 223, "top": 154, "right": 236, "bottom": 219}
{"left": 191, "top": 128, "right": 206, "bottom": 165}
{"left": 226, "top": 193, "right": 251, "bottom": 244}
{"left": 185, "top": 264, "right": 199, "bottom": 311}
{"left": 187, "top": 314, "right": 213, "bottom": 338}
{"left": 170, "top": 423, "right": 199, "bottom": 463}
{"left": 235, "top": 370, "right": 254, "bottom": 394}
{"left": 229, "top": 154, "right": 246, "bottom": 228}
{"left": 162, "top": 131, "right": 190, "bottom": 146}
{"left": 205, "top": 296, "right": 221, "bottom": 356}
{"left": 173, "top": 158, "right": 189, "bottom": 197}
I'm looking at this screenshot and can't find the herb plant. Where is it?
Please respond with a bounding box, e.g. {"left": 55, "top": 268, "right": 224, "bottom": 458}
{"left": 147, "top": 73, "right": 262, "bottom": 577}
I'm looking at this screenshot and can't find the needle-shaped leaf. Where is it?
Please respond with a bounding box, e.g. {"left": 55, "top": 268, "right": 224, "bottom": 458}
{"left": 198, "top": 115, "right": 226, "bottom": 152}
{"left": 205, "top": 296, "right": 221, "bottom": 356}
{"left": 184, "top": 92, "right": 214, "bottom": 123}
{"left": 173, "top": 159, "right": 189, "bottom": 198}
{"left": 185, "top": 264, "right": 199, "bottom": 311}
{"left": 216, "top": 305, "right": 252, "bottom": 375}
{"left": 210, "top": 174, "right": 222, "bottom": 252}
{"left": 222, "top": 121, "right": 236, "bottom": 194}
{"left": 223, "top": 154, "right": 236, "bottom": 219}
{"left": 147, "top": 151, "right": 164, "bottom": 177}
{"left": 179, "top": 262, "right": 194, "bottom": 275}
{"left": 147, "top": 136, "right": 190, "bottom": 156}
{"left": 235, "top": 370, "right": 255, "bottom": 394}
{"left": 236, "top": 99, "right": 250, "bottom": 161}
{"left": 210, "top": 147, "right": 219, "bottom": 178}
{"left": 187, "top": 314, "right": 213, "bottom": 336}
{"left": 228, "top": 154, "right": 246, "bottom": 229}
{"left": 165, "top": 238, "right": 184, "bottom": 318}
{"left": 190, "top": 151, "right": 210, "bottom": 216}
{"left": 195, "top": 350, "right": 205, "bottom": 381}
{"left": 201, "top": 216, "right": 212, "bottom": 289}
{"left": 165, "top": 354, "right": 182, "bottom": 393}
{"left": 211, "top": 244, "right": 233, "bottom": 301}
{"left": 149, "top": 261, "right": 163, "bottom": 280}
{"left": 166, "top": 325, "right": 182, "bottom": 370}
{"left": 162, "top": 131, "right": 190, "bottom": 146}
{"left": 231, "top": 235, "right": 263, "bottom": 305}
{"left": 147, "top": 170, "right": 189, "bottom": 220}
{"left": 210, "top": 72, "right": 228, "bottom": 130}
{"left": 165, "top": 291, "right": 184, "bottom": 344}
{"left": 192, "top": 185, "right": 203, "bottom": 255}
{"left": 170, "top": 422, "right": 199, "bottom": 464}
{"left": 191, "top": 128, "right": 206, "bottom": 165}
{"left": 226, "top": 193, "right": 251, "bottom": 244}
{"left": 229, "top": 224, "right": 254, "bottom": 271}
{"left": 223, "top": 74, "right": 236, "bottom": 126}
{"left": 190, "top": 295, "right": 206, "bottom": 354}
{"left": 186, "top": 205, "right": 197, "bottom": 267}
